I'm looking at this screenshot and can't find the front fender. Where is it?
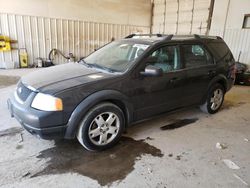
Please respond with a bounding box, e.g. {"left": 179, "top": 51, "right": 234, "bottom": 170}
{"left": 64, "top": 90, "right": 133, "bottom": 139}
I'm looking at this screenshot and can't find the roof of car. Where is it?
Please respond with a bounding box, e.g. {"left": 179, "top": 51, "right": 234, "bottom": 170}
{"left": 122, "top": 34, "right": 222, "bottom": 44}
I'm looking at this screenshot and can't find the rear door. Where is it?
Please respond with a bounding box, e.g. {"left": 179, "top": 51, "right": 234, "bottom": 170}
{"left": 181, "top": 43, "right": 216, "bottom": 105}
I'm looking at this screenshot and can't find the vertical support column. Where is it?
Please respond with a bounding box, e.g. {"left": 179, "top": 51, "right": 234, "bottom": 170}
{"left": 28, "top": 16, "right": 33, "bottom": 64}
{"left": 72, "top": 21, "right": 75, "bottom": 55}
{"left": 13, "top": 15, "right": 19, "bottom": 66}
{"left": 66, "top": 20, "right": 69, "bottom": 54}
{"left": 42, "top": 17, "right": 46, "bottom": 58}
{"left": 35, "top": 17, "right": 40, "bottom": 58}
{"left": 223, "top": 0, "right": 231, "bottom": 38}
{"left": 6, "top": 14, "right": 13, "bottom": 62}
{"left": 190, "top": 0, "right": 195, "bottom": 34}
{"left": 176, "top": 0, "right": 180, "bottom": 34}
{"left": 78, "top": 20, "right": 80, "bottom": 60}
{"left": 150, "top": 0, "right": 154, "bottom": 34}
{"left": 48, "top": 18, "right": 52, "bottom": 51}
{"left": 55, "top": 19, "right": 58, "bottom": 49}
{"left": 206, "top": 0, "right": 215, "bottom": 35}
{"left": 60, "top": 19, "right": 64, "bottom": 54}
{"left": 163, "top": 0, "right": 167, "bottom": 34}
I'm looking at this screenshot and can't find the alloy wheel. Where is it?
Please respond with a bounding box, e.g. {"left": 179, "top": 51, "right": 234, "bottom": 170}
{"left": 210, "top": 88, "right": 223, "bottom": 111}
{"left": 88, "top": 112, "right": 120, "bottom": 146}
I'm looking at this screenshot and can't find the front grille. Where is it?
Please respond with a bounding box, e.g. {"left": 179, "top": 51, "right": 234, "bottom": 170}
{"left": 16, "top": 82, "right": 32, "bottom": 102}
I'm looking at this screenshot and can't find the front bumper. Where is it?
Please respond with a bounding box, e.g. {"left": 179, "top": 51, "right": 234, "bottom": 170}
{"left": 236, "top": 72, "right": 250, "bottom": 85}
{"left": 7, "top": 92, "right": 67, "bottom": 139}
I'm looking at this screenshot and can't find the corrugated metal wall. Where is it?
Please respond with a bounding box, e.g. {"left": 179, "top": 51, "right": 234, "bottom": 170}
{"left": 210, "top": 29, "right": 250, "bottom": 64}
{"left": 152, "top": 0, "right": 211, "bottom": 35}
{"left": 0, "top": 13, "right": 150, "bottom": 68}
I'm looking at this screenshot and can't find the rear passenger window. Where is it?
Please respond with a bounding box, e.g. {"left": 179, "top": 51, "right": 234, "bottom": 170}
{"left": 183, "top": 44, "right": 213, "bottom": 68}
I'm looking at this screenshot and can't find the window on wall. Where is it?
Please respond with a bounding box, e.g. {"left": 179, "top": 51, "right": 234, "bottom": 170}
{"left": 243, "top": 14, "right": 250, "bottom": 29}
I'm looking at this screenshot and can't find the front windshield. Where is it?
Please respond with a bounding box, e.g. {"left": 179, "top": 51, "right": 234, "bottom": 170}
{"left": 83, "top": 41, "right": 150, "bottom": 73}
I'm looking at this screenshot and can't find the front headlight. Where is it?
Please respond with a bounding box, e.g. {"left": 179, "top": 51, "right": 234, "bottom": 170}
{"left": 31, "top": 93, "right": 63, "bottom": 111}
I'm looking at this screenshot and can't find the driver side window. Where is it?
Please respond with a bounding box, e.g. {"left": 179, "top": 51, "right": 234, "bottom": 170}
{"left": 146, "top": 45, "right": 181, "bottom": 73}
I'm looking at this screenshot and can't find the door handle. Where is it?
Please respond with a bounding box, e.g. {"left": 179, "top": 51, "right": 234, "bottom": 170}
{"left": 208, "top": 70, "right": 216, "bottom": 76}
{"left": 169, "top": 77, "right": 179, "bottom": 83}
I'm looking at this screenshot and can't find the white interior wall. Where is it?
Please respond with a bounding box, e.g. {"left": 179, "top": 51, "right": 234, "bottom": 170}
{"left": 210, "top": 0, "right": 250, "bottom": 64}
{"left": 0, "top": 0, "right": 151, "bottom": 27}
{"left": 0, "top": 0, "right": 151, "bottom": 68}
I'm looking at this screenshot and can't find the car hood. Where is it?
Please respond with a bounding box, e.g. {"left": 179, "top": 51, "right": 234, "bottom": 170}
{"left": 21, "top": 63, "right": 115, "bottom": 94}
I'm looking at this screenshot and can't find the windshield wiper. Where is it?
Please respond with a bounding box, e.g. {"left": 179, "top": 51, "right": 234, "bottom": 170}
{"left": 78, "top": 59, "right": 92, "bottom": 68}
{"left": 90, "top": 63, "right": 116, "bottom": 73}
{"left": 79, "top": 60, "right": 117, "bottom": 73}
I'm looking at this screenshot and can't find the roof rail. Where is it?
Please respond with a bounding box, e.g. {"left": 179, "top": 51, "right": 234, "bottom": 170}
{"left": 194, "top": 34, "right": 201, "bottom": 39}
{"left": 124, "top": 34, "right": 222, "bottom": 41}
{"left": 124, "top": 33, "right": 165, "bottom": 39}
{"left": 194, "top": 34, "right": 223, "bottom": 40}
{"left": 163, "top": 34, "right": 174, "bottom": 41}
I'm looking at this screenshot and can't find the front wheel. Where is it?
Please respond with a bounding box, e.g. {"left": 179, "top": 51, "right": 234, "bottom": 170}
{"left": 200, "top": 84, "right": 225, "bottom": 114}
{"left": 76, "top": 102, "right": 125, "bottom": 151}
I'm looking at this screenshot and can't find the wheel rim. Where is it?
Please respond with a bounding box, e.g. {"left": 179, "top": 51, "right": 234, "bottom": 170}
{"left": 210, "top": 88, "right": 223, "bottom": 111}
{"left": 88, "top": 112, "right": 120, "bottom": 146}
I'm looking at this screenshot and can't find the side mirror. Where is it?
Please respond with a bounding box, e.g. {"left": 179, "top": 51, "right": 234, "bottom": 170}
{"left": 140, "top": 65, "right": 163, "bottom": 77}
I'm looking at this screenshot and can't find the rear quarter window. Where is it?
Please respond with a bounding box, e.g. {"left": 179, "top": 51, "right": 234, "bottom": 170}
{"left": 206, "top": 41, "right": 233, "bottom": 62}
{"left": 182, "top": 44, "right": 214, "bottom": 68}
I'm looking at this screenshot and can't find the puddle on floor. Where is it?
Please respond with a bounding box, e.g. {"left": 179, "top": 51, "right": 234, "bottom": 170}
{"left": 0, "top": 127, "right": 23, "bottom": 137}
{"left": 160, "top": 118, "right": 198, "bottom": 130}
{"left": 32, "top": 137, "right": 163, "bottom": 186}
{"left": 0, "top": 75, "right": 19, "bottom": 89}
{"left": 16, "top": 144, "right": 23, "bottom": 149}
{"left": 222, "top": 100, "right": 246, "bottom": 110}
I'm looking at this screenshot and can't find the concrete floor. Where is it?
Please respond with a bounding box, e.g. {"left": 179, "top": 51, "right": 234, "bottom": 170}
{"left": 0, "top": 69, "right": 250, "bottom": 188}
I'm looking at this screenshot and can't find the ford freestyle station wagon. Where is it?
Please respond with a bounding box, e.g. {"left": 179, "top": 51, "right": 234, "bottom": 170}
{"left": 8, "top": 34, "right": 236, "bottom": 151}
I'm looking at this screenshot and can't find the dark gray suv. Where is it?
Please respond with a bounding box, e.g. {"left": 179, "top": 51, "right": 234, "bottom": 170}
{"left": 8, "top": 34, "right": 236, "bottom": 151}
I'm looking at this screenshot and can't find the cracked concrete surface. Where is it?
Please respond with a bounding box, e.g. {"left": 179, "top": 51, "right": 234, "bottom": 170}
{"left": 0, "top": 69, "right": 250, "bottom": 188}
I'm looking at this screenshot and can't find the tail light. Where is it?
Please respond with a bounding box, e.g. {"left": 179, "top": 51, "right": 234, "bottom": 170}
{"left": 230, "top": 64, "right": 236, "bottom": 80}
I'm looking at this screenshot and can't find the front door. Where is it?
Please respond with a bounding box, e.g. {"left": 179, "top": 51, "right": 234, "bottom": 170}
{"left": 131, "top": 45, "right": 187, "bottom": 121}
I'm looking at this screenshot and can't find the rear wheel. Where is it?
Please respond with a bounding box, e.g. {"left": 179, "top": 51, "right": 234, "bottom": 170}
{"left": 200, "top": 84, "right": 225, "bottom": 114}
{"left": 76, "top": 102, "right": 125, "bottom": 151}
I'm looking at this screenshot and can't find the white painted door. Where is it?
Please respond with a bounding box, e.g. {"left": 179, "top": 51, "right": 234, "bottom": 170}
{"left": 152, "top": 0, "right": 212, "bottom": 35}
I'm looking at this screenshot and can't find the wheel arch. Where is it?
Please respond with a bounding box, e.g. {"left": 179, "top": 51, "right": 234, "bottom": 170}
{"left": 64, "top": 90, "right": 133, "bottom": 139}
{"left": 201, "top": 74, "right": 228, "bottom": 104}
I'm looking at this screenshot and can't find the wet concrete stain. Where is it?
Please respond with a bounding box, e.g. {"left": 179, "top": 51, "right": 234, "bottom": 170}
{"left": 175, "top": 155, "right": 182, "bottom": 160}
{"left": 16, "top": 144, "right": 23, "bottom": 150}
{"left": 145, "top": 136, "right": 154, "bottom": 140}
{"left": 22, "top": 172, "right": 31, "bottom": 178}
{"left": 0, "top": 127, "right": 23, "bottom": 137}
{"left": 0, "top": 75, "right": 20, "bottom": 89}
{"left": 160, "top": 118, "right": 198, "bottom": 130}
{"left": 168, "top": 153, "right": 173, "bottom": 157}
{"left": 32, "top": 137, "right": 163, "bottom": 186}
{"left": 222, "top": 100, "right": 246, "bottom": 110}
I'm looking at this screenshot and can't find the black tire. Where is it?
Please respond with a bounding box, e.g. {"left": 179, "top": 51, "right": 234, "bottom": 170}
{"left": 200, "top": 83, "right": 225, "bottom": 114}
{"left": 76, "top": 102, "right": 125, "bottom": 151}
